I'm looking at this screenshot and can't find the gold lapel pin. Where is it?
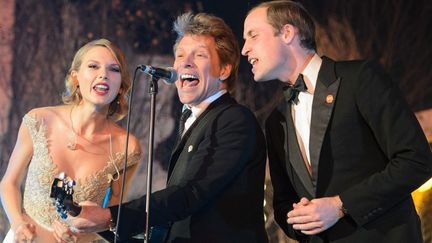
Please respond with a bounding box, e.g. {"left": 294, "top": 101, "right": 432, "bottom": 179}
{"left": 325, "top": 94, "right": 334, "bottom": 104}
{"left": 188, "top": 145, "right": 193, "bottom": 152}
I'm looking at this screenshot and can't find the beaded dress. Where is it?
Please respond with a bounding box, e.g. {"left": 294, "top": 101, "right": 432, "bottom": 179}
{"left": 4, "top": 114, "right": 141, "bottom": 243}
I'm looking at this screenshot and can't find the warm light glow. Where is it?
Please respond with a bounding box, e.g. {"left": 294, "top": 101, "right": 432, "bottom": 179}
{"left": 417, "top": 177, "right": 432, "bottom": 192}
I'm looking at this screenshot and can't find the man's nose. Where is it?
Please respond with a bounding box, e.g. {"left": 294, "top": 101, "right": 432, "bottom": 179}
{"left": 241, "top": 41, "right": 250, "bottom": 56}
{"left": 181, "top": 54, "right": 195, "bottom": 68}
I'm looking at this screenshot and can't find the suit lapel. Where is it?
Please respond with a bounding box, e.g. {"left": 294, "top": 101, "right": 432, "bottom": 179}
{"left": 167, "top": 94, "right": 233, "bottom": 181}
{"left": 278, "top": 101, "right": 315, "bottom": 197}
{"left": 309, "top": 57, "right": 340, "bottom": 183}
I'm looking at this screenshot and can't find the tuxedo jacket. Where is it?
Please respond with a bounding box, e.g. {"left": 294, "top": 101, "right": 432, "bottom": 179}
{"left": 110, "top": 93, "right": 268, "bottom": 243}
{"left": 266, "top": 57, "right": 432, "bottom": 243}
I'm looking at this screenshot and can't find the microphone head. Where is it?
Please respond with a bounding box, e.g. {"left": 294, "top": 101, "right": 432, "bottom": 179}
{"left": 138, "top": 65, "right": 177, "bottom": 85}
{"left": 163, "top": 67, "right": 178, "bottom": 85}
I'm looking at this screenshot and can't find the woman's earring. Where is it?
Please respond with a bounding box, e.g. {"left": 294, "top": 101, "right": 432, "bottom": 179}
{"left": 108, "top": 96, "right": 120, "bottom": 116}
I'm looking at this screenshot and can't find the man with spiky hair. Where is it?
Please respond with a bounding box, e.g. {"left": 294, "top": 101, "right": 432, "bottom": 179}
{"left": 67, "top": 12, "right": 268, "bottom": 243}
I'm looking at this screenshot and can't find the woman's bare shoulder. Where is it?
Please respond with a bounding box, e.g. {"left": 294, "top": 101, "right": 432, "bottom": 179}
{"left": 26, "top": 105, "right": 70, "bottom": 126}
{"left": 110, "top": 122, "right": 142, "bottom": 155}
{"left": 27, "top": 105, "right": 68, "bottom": 119}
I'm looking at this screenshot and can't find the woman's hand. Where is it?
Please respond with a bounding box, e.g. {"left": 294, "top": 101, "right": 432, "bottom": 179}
{"left": 12, "top": 221, "right": 36, "bottom": 243}
{"left": 67, "top": 201, "right": 111, "bottom": 234}
{"left": 52, "top": 220, "right": 78, "bottom": 243}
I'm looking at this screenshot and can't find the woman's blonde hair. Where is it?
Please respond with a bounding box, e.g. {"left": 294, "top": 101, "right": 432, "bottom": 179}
{"left": 62, "top": 39, "right": 130, "bottom": 121}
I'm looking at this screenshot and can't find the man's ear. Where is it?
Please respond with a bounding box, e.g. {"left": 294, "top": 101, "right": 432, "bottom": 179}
{"left": 219, "top": 64, "right": 232, "bottom": 81}
{"left": 280, "top": 24, "right": 296, "bottom": 44}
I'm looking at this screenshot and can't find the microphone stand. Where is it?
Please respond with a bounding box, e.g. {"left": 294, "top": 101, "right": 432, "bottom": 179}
{"left": 112, "top": 68, "right": 139, "bottom": 243}
{"left": 144, "top": 76, "right": 158, "bottom": 243}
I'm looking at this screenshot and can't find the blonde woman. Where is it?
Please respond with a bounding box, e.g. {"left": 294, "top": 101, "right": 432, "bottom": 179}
{"left": 0, "top": 39, "right": 141, "bottom": 242}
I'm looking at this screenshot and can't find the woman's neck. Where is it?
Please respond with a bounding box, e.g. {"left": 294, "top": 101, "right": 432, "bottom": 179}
{"left": 70, "top": 104, "right": 110, "bottom": 137}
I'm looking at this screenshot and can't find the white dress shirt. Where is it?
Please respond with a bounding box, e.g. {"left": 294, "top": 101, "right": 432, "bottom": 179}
{"left": 292, "top": 54, "right": 322, "bottom": 166}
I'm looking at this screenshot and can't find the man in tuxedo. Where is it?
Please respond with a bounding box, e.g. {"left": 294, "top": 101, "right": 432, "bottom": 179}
{"left": 67, "top": 12, "right": 268, "bottom": 243}
{"left": 242, "top": 1, "right": 432, "bottom": 242}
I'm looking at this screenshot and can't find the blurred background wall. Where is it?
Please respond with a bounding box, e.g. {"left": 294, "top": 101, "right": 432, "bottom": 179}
{"left": 0, "top": 0, "right": 431, "bottom": 242}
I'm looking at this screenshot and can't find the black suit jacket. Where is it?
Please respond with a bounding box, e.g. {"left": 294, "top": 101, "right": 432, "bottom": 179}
{"left": 266, "top": 57, "right": 432, "bottom": 243}
{"left": 110, "top": 93, "right": 268, "bottom": 243}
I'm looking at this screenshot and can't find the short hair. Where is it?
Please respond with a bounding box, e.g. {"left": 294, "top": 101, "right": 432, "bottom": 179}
{"left": 62, "top": 39, "right": 130, "bottom": 121}
{"left": 173, "top": 13, "right": 240, "bottom": 92}
{"left": 251, "top": 0, "right": 316, "bottom": 51}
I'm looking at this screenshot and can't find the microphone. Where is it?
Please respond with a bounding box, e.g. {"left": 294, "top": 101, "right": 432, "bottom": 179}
{"left": 138, "top": 65, "right": 177, "bottom": 84}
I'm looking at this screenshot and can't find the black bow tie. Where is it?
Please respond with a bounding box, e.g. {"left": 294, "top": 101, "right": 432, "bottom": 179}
{"left": 283, "top": 73, "right": 308, "bottom": 105}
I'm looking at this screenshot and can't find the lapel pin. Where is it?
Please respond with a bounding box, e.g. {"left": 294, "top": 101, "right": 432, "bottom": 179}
{"left": 188, "top": 145, "right": 193, "bottom": 152}
{"left": 325, "top": 94, "right": 334, "bottom": 104}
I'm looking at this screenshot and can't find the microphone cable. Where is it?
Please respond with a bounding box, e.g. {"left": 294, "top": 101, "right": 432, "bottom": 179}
{"left": 114, "top": 66, "right": 140, "bottom": 243}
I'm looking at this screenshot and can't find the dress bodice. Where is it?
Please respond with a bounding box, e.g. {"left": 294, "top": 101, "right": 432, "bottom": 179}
{"left": 21, "top": 114, "right": 140, "bottom": 241}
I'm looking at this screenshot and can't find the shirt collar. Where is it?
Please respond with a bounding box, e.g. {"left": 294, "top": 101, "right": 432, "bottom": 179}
{"left": 301, "top": 53, "right": 322, "bottom": 95}
{"left": 182, "top": 89, "right": 227, "bottom": 118}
